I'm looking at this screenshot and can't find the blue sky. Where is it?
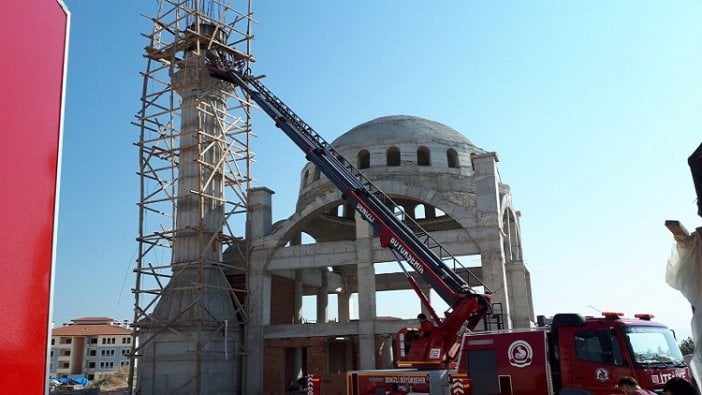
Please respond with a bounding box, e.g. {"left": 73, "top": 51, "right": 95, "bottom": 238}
{"left": 55, "top": 1, "right": 701, "bottom": 339}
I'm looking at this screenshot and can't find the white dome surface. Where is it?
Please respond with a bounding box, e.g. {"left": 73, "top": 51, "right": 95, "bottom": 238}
{"left": 331, "top": 115, "right": 475, "bottom": 149}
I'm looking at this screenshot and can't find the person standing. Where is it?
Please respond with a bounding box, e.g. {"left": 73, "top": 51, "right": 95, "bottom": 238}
{"left": 417, "top": 313, "right": 433, "bottom": 338}
{"left": 616, "top": 376, "right": 657, "bottom": 395}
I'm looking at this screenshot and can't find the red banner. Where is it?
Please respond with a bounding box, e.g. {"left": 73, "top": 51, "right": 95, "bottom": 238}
{"left": 0, "top": 1, "right": 68, "bottom": 393}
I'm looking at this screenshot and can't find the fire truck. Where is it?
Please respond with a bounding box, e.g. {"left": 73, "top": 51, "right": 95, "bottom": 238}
{"left": 347, "top": 312, "right": 688, "bottom": 395}
{"left": 205, "top": 52, "right": 689, "bottom": 394}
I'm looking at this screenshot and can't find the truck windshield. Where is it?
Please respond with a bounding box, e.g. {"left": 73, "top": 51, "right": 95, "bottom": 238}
{"left": 624, "top": 326, "right": 685, "bottom": 367}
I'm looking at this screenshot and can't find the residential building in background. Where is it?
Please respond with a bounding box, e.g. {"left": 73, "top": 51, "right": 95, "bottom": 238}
{"left": 49, "top": 317, "right": 132, "bottom": 381}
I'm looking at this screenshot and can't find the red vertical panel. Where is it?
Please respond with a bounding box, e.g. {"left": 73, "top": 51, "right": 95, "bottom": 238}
{"left": 0, "top": 1, "right": 68, "bottom": 393}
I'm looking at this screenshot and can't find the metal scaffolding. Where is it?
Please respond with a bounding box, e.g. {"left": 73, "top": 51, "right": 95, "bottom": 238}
{"left": 129, "top": 1, "right": 254, "bottom": 392}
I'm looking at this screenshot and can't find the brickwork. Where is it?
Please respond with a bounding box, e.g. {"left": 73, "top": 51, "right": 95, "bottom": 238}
{"left": 263, "top": 336, "right": 386, "bottom": 395}
{"left": 270, "top": 276, "right": 295, "bottom": 325}
{"left": 262, "top": 345, "right": 286, "bottom": 394}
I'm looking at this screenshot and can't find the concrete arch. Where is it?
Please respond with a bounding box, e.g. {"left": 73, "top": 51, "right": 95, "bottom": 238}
{"left": 368, "top": 180, "right": 480, "bottom": 234}
{"left": 499, "top": 194, "right": 522, "bottom": 262}
{"left": 263, "top": 177, "right": 488, "bottom": 272}
{"left": 267, "top": 191, "right": 343, "bottom": 246}
{"left": 500, "top": 192, "right": 514, "bottom": 222}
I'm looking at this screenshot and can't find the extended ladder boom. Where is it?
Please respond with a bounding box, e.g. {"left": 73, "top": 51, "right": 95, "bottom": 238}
{"left": 207, "top": 54, "right": 490, "bottom": 333}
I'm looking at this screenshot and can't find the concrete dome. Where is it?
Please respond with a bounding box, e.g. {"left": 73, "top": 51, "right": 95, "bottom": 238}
{"left": 331, "top": 115, "right": 476, "bottom": 148}
{"left": 327, "top": 115, "right": 484, "bottom": 174}
{"left": 297, "top": 115, "right": 485, "bottom": 196}
{"left": 294, "top": 115, "right": 487, "bottom": 243}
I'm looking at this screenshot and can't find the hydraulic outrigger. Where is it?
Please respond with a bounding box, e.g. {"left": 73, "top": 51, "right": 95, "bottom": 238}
{"left": 206, "top": 51, "right": 493, "bottom": 367}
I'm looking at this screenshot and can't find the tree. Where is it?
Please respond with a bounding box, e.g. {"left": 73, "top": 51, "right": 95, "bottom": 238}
{"left": 680, "top": 337, "right": 695, "bottom": 356}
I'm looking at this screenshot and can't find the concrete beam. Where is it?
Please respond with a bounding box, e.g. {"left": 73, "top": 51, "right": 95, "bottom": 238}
{"left": 269, "top": 268, "right": 484, "bottom": 296}
{"left": 267, "top": 241, "right": 358, "bottom": 270}
{"left": 273, "top": 269, "right": 342, "bottom": 292}
{"left": 262, "top": 319, "right": 416, "bottom": 339}
{"left": 374, "top": 268, "right": 484, "bottom": 291}
{"left": 265, "top": 229, "right": 482, "bottom": 271}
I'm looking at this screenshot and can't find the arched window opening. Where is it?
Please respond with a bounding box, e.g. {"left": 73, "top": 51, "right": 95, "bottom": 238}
{"left": 447, "top": 149, "right": 459, "bottom": 168}
{"left": 358, "top": 150, "right": 370, "bottom": 169}
{"left": 502, "top": 209, "right": 521, "bottom": 262}
{"left": 327, "top": 204, "right": 354, "bottom": 218}
{"left": 416, "top": 204, "right": 437, "bottom": 219}
{"left": 415, "top": 204, "right": 426, "bottom": 219}
{"left": 386, "top": 147, "right": 401, "bottom": 167}
{"left": 300, "top": 232, "right": 316, "bottom": 245}
{"left": 435, "top": 207, "right": 446, "bottom": 217}
{"left": 417, "top": 146, "right": 431, "bottom": 166}
{"left": 285, "top": 232, "right": 304, "bottom": 247}
{"left": 302, "top": 170, "right": 310, "bottom": 188}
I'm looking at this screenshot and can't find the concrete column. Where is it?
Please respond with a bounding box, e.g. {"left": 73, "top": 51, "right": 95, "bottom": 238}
{"left": 507, "top": 262, "right": 534, "bottom": 328}
{"left": 293, "top": 347, "right": 303, "bottom": 383}
{"left": 471, "top": 152, "right": 512, "bottom": 329}
{"left": 355, "top": 211, "right": 376, "bottom": 369}
{"left": 343, "top": 203, "right": 355, "bottom": 219}
{"left": 294, "top": 270, "right": 303, "bottom": 323}
{"left": 424, "top": 205, "right": 436, "bottom": 219}
{"left": 514, "top": 211, "right": 524, "bottom": 261}
{"left": 249, "top": 188, "right": 274, "bottom": 240}
{"left": 292, "top": 270, "right": 304, "bottom": 382}
{"left": 404, "top": 203, "right": 415, "bottom": 220}
{"left": 380, "top": 334, "right": 394, "bottom": 369}
{"left": 317, "top": 268, "right": 329, "bottom": 323}
{"left": 244, "top": 186, "right": 277, "bottom": 394}
{"left": 338, "top": 291, "right": 351, "bottom": 322}
{"left": 245, "top": 258, "right": 272, "bottom": 395}
{"left": 503, "top": 212, "right": 513, "bottom": 263}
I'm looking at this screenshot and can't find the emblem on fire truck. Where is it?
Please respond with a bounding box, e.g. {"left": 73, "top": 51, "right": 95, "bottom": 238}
{"left": 508, "top": 340, "right": 533, "bottom": 368}
{"left": 595, "top": 368, "right": 610, "bottom": 382}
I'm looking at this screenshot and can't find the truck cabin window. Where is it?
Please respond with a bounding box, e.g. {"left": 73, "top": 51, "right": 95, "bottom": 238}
{"left": 574, "top": 329, "right": 623, "bottom": 366}
{"left": 624, "top": 326, "right": 685, "bottom": 368}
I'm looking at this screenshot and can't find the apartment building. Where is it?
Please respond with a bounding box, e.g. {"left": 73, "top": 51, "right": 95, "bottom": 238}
{"left": 49, "top": 317, "right": 132, "bottom": 381}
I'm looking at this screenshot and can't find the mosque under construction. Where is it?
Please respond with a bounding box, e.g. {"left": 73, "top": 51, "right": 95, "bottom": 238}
{"left": 130, "top": 2, "right": 533, "bottom": 394}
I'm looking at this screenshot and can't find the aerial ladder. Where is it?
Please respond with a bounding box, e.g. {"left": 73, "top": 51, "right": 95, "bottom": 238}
{"left": 206, "top": 52, "right": 494, "bottom": 368}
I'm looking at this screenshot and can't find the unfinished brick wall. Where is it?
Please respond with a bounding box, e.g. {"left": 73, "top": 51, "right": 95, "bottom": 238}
{"left": 262, "top": 345, "right": 286, "bottom": 394}
{"left": 263, "top": 335, "right": 392, "bottom": 394}
{"left": 270, "top": 276, "right": 295, "bottom": 325}
{"left": 264, "top": 274, "right": 390, "bottom": 393}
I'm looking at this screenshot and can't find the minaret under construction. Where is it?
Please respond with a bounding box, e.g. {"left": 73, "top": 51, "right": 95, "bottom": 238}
{"left": 131, "top": 2, "right": 253, "bottom": 394}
